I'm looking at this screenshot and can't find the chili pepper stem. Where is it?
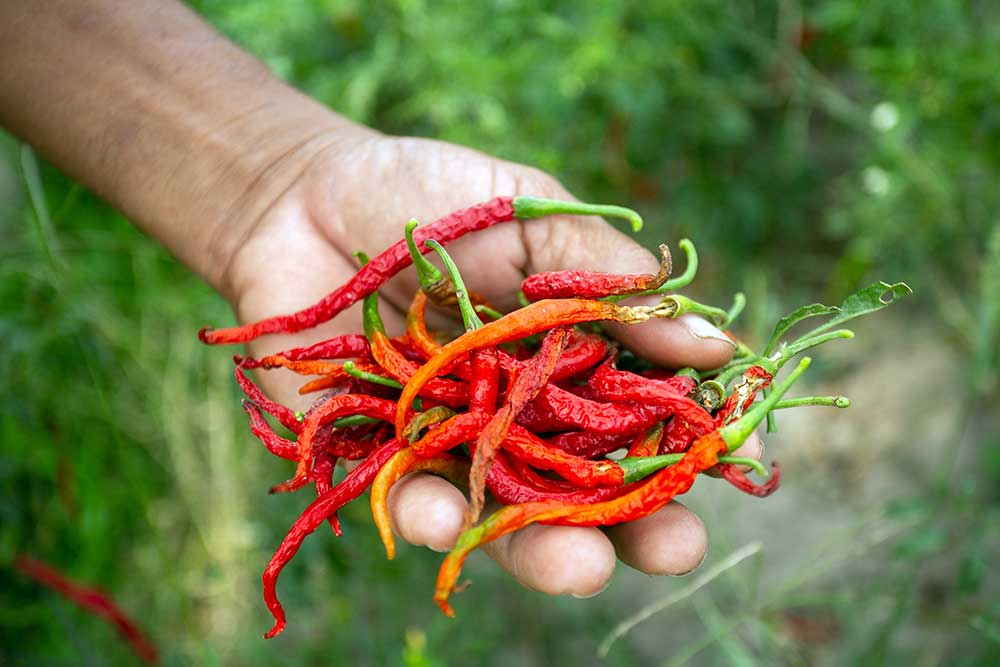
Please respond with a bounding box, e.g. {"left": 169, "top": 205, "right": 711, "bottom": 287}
{"left": 405, "top": 219, "right": 446, "bottom": 290}
{"left": 425, "top": 239, "right": 482, "bottom": 330}
{"left": 719, "top": 357, "right": 811, "bottom": 453}
{"left": 774, "top": 395, "right": 851, "bottom": 410}
{"left": 511, "top": 196, "right": 643, "bottom": 232}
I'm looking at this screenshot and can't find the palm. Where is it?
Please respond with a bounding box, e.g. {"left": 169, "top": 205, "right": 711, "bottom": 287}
{"left": 225, "top": 134, "right": 750, "bottom": 597}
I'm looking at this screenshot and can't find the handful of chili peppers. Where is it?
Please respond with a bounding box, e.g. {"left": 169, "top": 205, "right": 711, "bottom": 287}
{"left": 198, "top": 196, "right": 911, "bottom": 638}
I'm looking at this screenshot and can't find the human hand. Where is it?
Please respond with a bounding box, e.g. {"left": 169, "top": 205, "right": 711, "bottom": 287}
{"left": 221, "top": 132, "right": 763, "bottom": 597}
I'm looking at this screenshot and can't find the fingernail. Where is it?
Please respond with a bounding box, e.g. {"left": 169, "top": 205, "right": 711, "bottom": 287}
{"left": 668, "top": 545, "right": 709, "bottom": 578}
{"left": 680, "top": 314, "right": 735, "bottom": 349}
{"left": 571, "top": 580, "right": 612, "bottom": 599}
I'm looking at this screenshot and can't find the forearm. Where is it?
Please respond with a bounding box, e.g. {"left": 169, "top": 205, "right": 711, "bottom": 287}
{"left": 0, "top": 0, "right": 372, "bottom": 290}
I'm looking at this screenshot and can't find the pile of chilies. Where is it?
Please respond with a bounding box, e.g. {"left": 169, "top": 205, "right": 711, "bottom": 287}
{"left": 197, "top": 196, "right": 839, "bottom": 638}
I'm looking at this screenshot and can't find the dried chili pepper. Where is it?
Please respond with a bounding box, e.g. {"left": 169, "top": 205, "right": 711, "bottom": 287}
{"left": 433, "top": 358, "right": 810, "bottom": 615}
{"left": 626, "top": 422, "right": 665, "bottom": 457}
{"left": 370, "top": 448, "right": 471, "bottom": 559}
{"left": 238, "top": 334, "right": 371, "bottom": 368}
{"left": 15, "top": 555, "right": 159, "bottom": 663}
{"left": 521, "top": 244, "right": 671, "bottom": 300}
{"left": 466, "top": 326, "right": 571, "bottom": 524}
{"left": 235, "top": 365, "right": 301, "bottom": 434}
{"left": 201, "top": 197, "right": 642, "bottom": 344}
{"left": 394, "top": 297, "right": 692, "bottom": 433}
{"left": 263, "top": 438, "right": 403, "bottom": 638}
{"left": 274, "top": 394, "right": 397, "bottom": 494}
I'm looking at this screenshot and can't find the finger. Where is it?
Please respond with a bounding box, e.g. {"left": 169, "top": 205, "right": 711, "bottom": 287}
{"left": 481, "top": 523, "right": 617, "bottom": 597}
{"left": 605, "top": 501, "right": 708, "bottom": 576}
{"left": 387, "top": 473, "right": 467, "bottom": 553}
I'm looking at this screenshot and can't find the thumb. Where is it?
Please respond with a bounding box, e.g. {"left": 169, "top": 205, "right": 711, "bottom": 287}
{"left": 518, "top": 178, "right": 735, "bottom": 370}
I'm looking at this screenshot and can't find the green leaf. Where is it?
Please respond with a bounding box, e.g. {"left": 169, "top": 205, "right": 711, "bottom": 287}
{"left": 764, "top": 303, "right": 840, "bottom": 355}
{"left": 766, "top": 281, "right": 912, "bottom": 355}
{"left": 800, "top": 281, "right": 912, "bottom": 341}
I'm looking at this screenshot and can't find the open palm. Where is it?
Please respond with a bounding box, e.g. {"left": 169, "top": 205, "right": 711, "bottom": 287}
{"left": 223, "top": 134, "right": 756, "bottom": 597}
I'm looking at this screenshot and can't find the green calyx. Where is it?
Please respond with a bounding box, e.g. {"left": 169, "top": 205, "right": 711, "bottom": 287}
{"left": 425, "top": 239, "right": 482, "bottom": 331}
{"left": 774, "top": 395, "right": 850, "bottom": 410}
{"left": 512, "top": 196, "right": 643, "bottom": 233}
{"left": 404, "top": 219, "right": 446, "bottom": 292}
{"left": 354, "top": 251, "right": 386, "bottom": 339}
{"left": 719, "top": 357, "right": 811, "bottom": 453}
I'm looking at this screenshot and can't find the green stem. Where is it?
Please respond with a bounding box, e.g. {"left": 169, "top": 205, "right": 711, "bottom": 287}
{"left": 425, "top": 239, "right": 482, "bottom": 331}
{"left": 675, "top": 367, "right": 702, "bottom": 381}
{"left": 343, "top": 361, "right": 402, "bottom": 389}
{"left": 404, "top": 219, "right": 445, "bottom": 291}
{"left": 661, "top": 295, "right": 729, "bottom": 327}
{"left": 773, "top": 395, "right": 850, "bottom": 410}
{"left": 724, "top": 292, "right": 746, "bottom": 327}
{"left": 618, "top": 453, "right": 768, "bottom": 484}
{"left": 719, "top": 357, "right": 811, "bottom": 452}
{"left": 354, "top": 251, "right": 386, "bottom": 338}
{"left": 475, "top": 304, "right": 504, "bottom": 320}
{"left": 716, "top": 456, "right": 768, "bottom": 477}
{"left": 774, "top": 329, "right": 854, "bottom": 369}
{"left": 512, "top": 196, "right": 643, "bottom": 232}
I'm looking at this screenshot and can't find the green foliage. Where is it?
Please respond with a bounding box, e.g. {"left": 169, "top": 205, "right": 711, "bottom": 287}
{"left": 3, "top": 1, "right": 1000, "bottom": 665}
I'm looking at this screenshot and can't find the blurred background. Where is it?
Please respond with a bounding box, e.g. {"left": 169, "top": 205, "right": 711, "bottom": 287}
{"left": 2, "top": 1, "right": 998, "bottom": 665}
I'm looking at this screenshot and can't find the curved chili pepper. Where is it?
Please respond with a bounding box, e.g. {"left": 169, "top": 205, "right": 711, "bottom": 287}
{"left": 201, "top": 197, "right": 642, "bottom": 345}
{"left": 238, "top": 334, "right": 371, "bottom": 368}
{"left": 394, "top": 297, "right": 680, "bottom": 433}
{"left": 505, "top": 454, "right": 578, "bottom": 493}
{"left": 486, "top": 451, "right": 634, "bottom": 505}
{"left": 311, "top": 451, "right": 342, "bottom": 537}
{"left": 532, "top": 383, "right": 679, "bottom": 434}
{"left": 370, "top": 448, "right": 471, "bottom": 559}
{"left": 467, "top": 326, "right": 571, "bottom": 524}
{"left": 626, "top": 422, "right": 665, "bottom": 457}
{"left": 521, "top": 244, "right": 671, "bottom": 300}
{"left": 15, "top": 555, "right": 159, "bottom": 663}
{"left": 717, "top": 461, "right": 782, "bottom": 497}
{"left": 546, "top": 430, "right": 633, "bottom": 457}
{"left": 235, "top": 365, "right": 301, "bottom": 434}
{"left": 548, "top": 331, "right": 608, "bottom": 382}
{"left": 263, "top": 438, "right": 403, "bottom": 638}
{"left": 435, "top": 429, "right": 729, "bottom": 616}
{"left": 589, "top": 361, "right": 697, "bottom": 403}
{"left": 273, "top": 394, "right": 397, "bottom": 494}
{"left": 242, "top": 400, "right": 297, "bottom": 460}
{"left": 433, "top": 358, "right": 811, "bottom": 616}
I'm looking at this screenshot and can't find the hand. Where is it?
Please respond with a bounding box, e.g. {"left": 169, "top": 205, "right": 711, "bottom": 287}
{"left": 222, "top": 132, "right": 762, "bottom": 597}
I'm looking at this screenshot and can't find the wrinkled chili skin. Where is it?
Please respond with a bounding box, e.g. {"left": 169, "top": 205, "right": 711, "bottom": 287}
{"left": 201, "top": 197, "right": 516, "bottom": 345}
{"left": 263, "top": 438, "right": 403, "bottom": 639}
{"left": 485, "top": 451, "right": 634, "bottom": 505}
{"left": 468, "top": 348, "right": 499, "bottom": 413}
{"left": 435, "top": 430, "right": 727, "bottom": 616}
{"left": 239, "top": 334, "right": 371, "bottom": 368}
{"left": 235, "top": 365, "right": 302, "bottom": 434}
{"left": 520, "top": 245, "right": 670, "bottom": 300}
{"left": 590, "top": 362, "right": 697, "bottom": 403}
{"left": 394, "top": 298, "right": 634, "bottom": 433}
{"left": 546, "top": 430, "right": 633, "bottom": 457}
{"left": 467, "top": 327, "right": 571, "bottom": 522}
{"left": 717, "top": 461, "right": 782, "bottom": 497}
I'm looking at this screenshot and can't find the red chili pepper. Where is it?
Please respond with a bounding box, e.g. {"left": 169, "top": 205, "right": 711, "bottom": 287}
{"left": 466, "top": 326, "right": 571, "bottom": 523}
{"left": 370, "top": 448, "right": 471, "bottom": 559}
{"left": 468, "top": 348, "right": 499, "bottom": 412}
{"left": 546, "top": 430, "right": 633, "bottom": 457}
{"left": 548, "top": 331, "right": 609, "bottom": 382}
{"left": 263, "top": 438, "right": 404, "bottom": 638}
{"left": 485, "top": 451, "right": 634, "bottom": 505}
{"left": 521, "top": 244, "right": 671, "bottom": 300}
{"left": 434, "top": 429, "right": 730, "bottom": 616}
{"left": 532, "top": 383, "right": 676, "bottom": 434}
{"left": 274, "top": 394, "right": 397, "bottom": 494}
{"left": 242, "top": 400, "right": 297, "bottom": 460}
{"left": 626, "top": 422, "right": 665, "bottom": 457}
{"left": 717, "top": 461, "right": 782, "bottom": 497}
{"left": 15, "top": 555, "right": 160, "bottom": 663}
{"left": 201, "top": 197, "right": 642, "bottom": 345}
{"left": 589, "top": 360, "right": 697, "bottom": 403}
{"left": 235, "top": 365, "right": 301, "bottom": 434}
{"left": 238, "top": 334, "right": 371, "bottom": 368}
{"left": 311, "top": 451, "right": 342, "bottom": 537}
{"left": 505, "top": 454, "right": 579, "bottom": 493}
{"left": 394, "top": 297, "right": 680, "bottom": 434}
